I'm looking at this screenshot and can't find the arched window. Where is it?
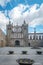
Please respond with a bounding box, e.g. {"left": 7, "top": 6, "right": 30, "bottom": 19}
{"left": 33, "top": 36, "right": 35, "bottom": 40}
{"left": 30, "top": 36, "right": 32, "bottom": 40}
{"left": 39, "top": 36, "right": 41, "bottom": 40}
{"left": 42, "top": 36, "right": 43, "bottom": 40}
{"left": 36, "top": 36, "right": 38, "bottom": 40}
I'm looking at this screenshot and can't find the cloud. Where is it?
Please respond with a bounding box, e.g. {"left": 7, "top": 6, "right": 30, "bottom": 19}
{"left": 9, "top": 4, "right": 29, "bottom": 25}
{"left": 0, "top": 3, "right": 43, "bottom": 33}
{"left": 9, "top": 3, "right": 43, "bottom": 27}
{"left": 0, "top": 0, "right": 10, "bottom": 7}
{"left": 0, "top": 11, "right": 9, "bottom": 33}
{"left": 29, "top": 3, "right": 43, "bottom": 27}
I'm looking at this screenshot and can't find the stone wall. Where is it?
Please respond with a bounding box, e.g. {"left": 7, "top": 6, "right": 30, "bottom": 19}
{"left": 0, "top": 29, "right": 6, "bottom": 47}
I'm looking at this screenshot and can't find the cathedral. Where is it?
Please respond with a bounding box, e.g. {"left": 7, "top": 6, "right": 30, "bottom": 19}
{"left": 6, "top": 20, "right": 43, "bottom": 47}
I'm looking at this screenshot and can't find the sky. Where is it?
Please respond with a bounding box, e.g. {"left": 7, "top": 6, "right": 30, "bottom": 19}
{"left": 0, "top": 0, "right": 43, "bottom": 34}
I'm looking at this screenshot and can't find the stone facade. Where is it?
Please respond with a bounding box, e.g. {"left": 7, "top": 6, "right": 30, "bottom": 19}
{"left": 28, "top": 33, "right": 43, "bottom": 47}
{"left": 0, "top": 29, "right": 6, "bottom": 47}
{"left": 6, "top": 21, "right": 43, "bottom": 47}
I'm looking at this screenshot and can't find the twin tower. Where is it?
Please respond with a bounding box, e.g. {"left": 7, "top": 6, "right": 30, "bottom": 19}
{"left": 6, "top": 20, "right": 29, "bottom": 47}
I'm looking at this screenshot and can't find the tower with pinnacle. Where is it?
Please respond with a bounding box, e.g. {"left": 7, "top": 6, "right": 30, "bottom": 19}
{"left": 22, "top": 20, "right": 28, "bottom": 46}
{"left": 6, "top": 21, "right": 13, "bottom": 46}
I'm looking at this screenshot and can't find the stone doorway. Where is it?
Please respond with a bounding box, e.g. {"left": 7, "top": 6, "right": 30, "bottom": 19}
{"left": 28, "top": 43, "right": 30, "bottom": 47}
{"left": 15, "top": 40, "right": 20, "bottom": 47}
